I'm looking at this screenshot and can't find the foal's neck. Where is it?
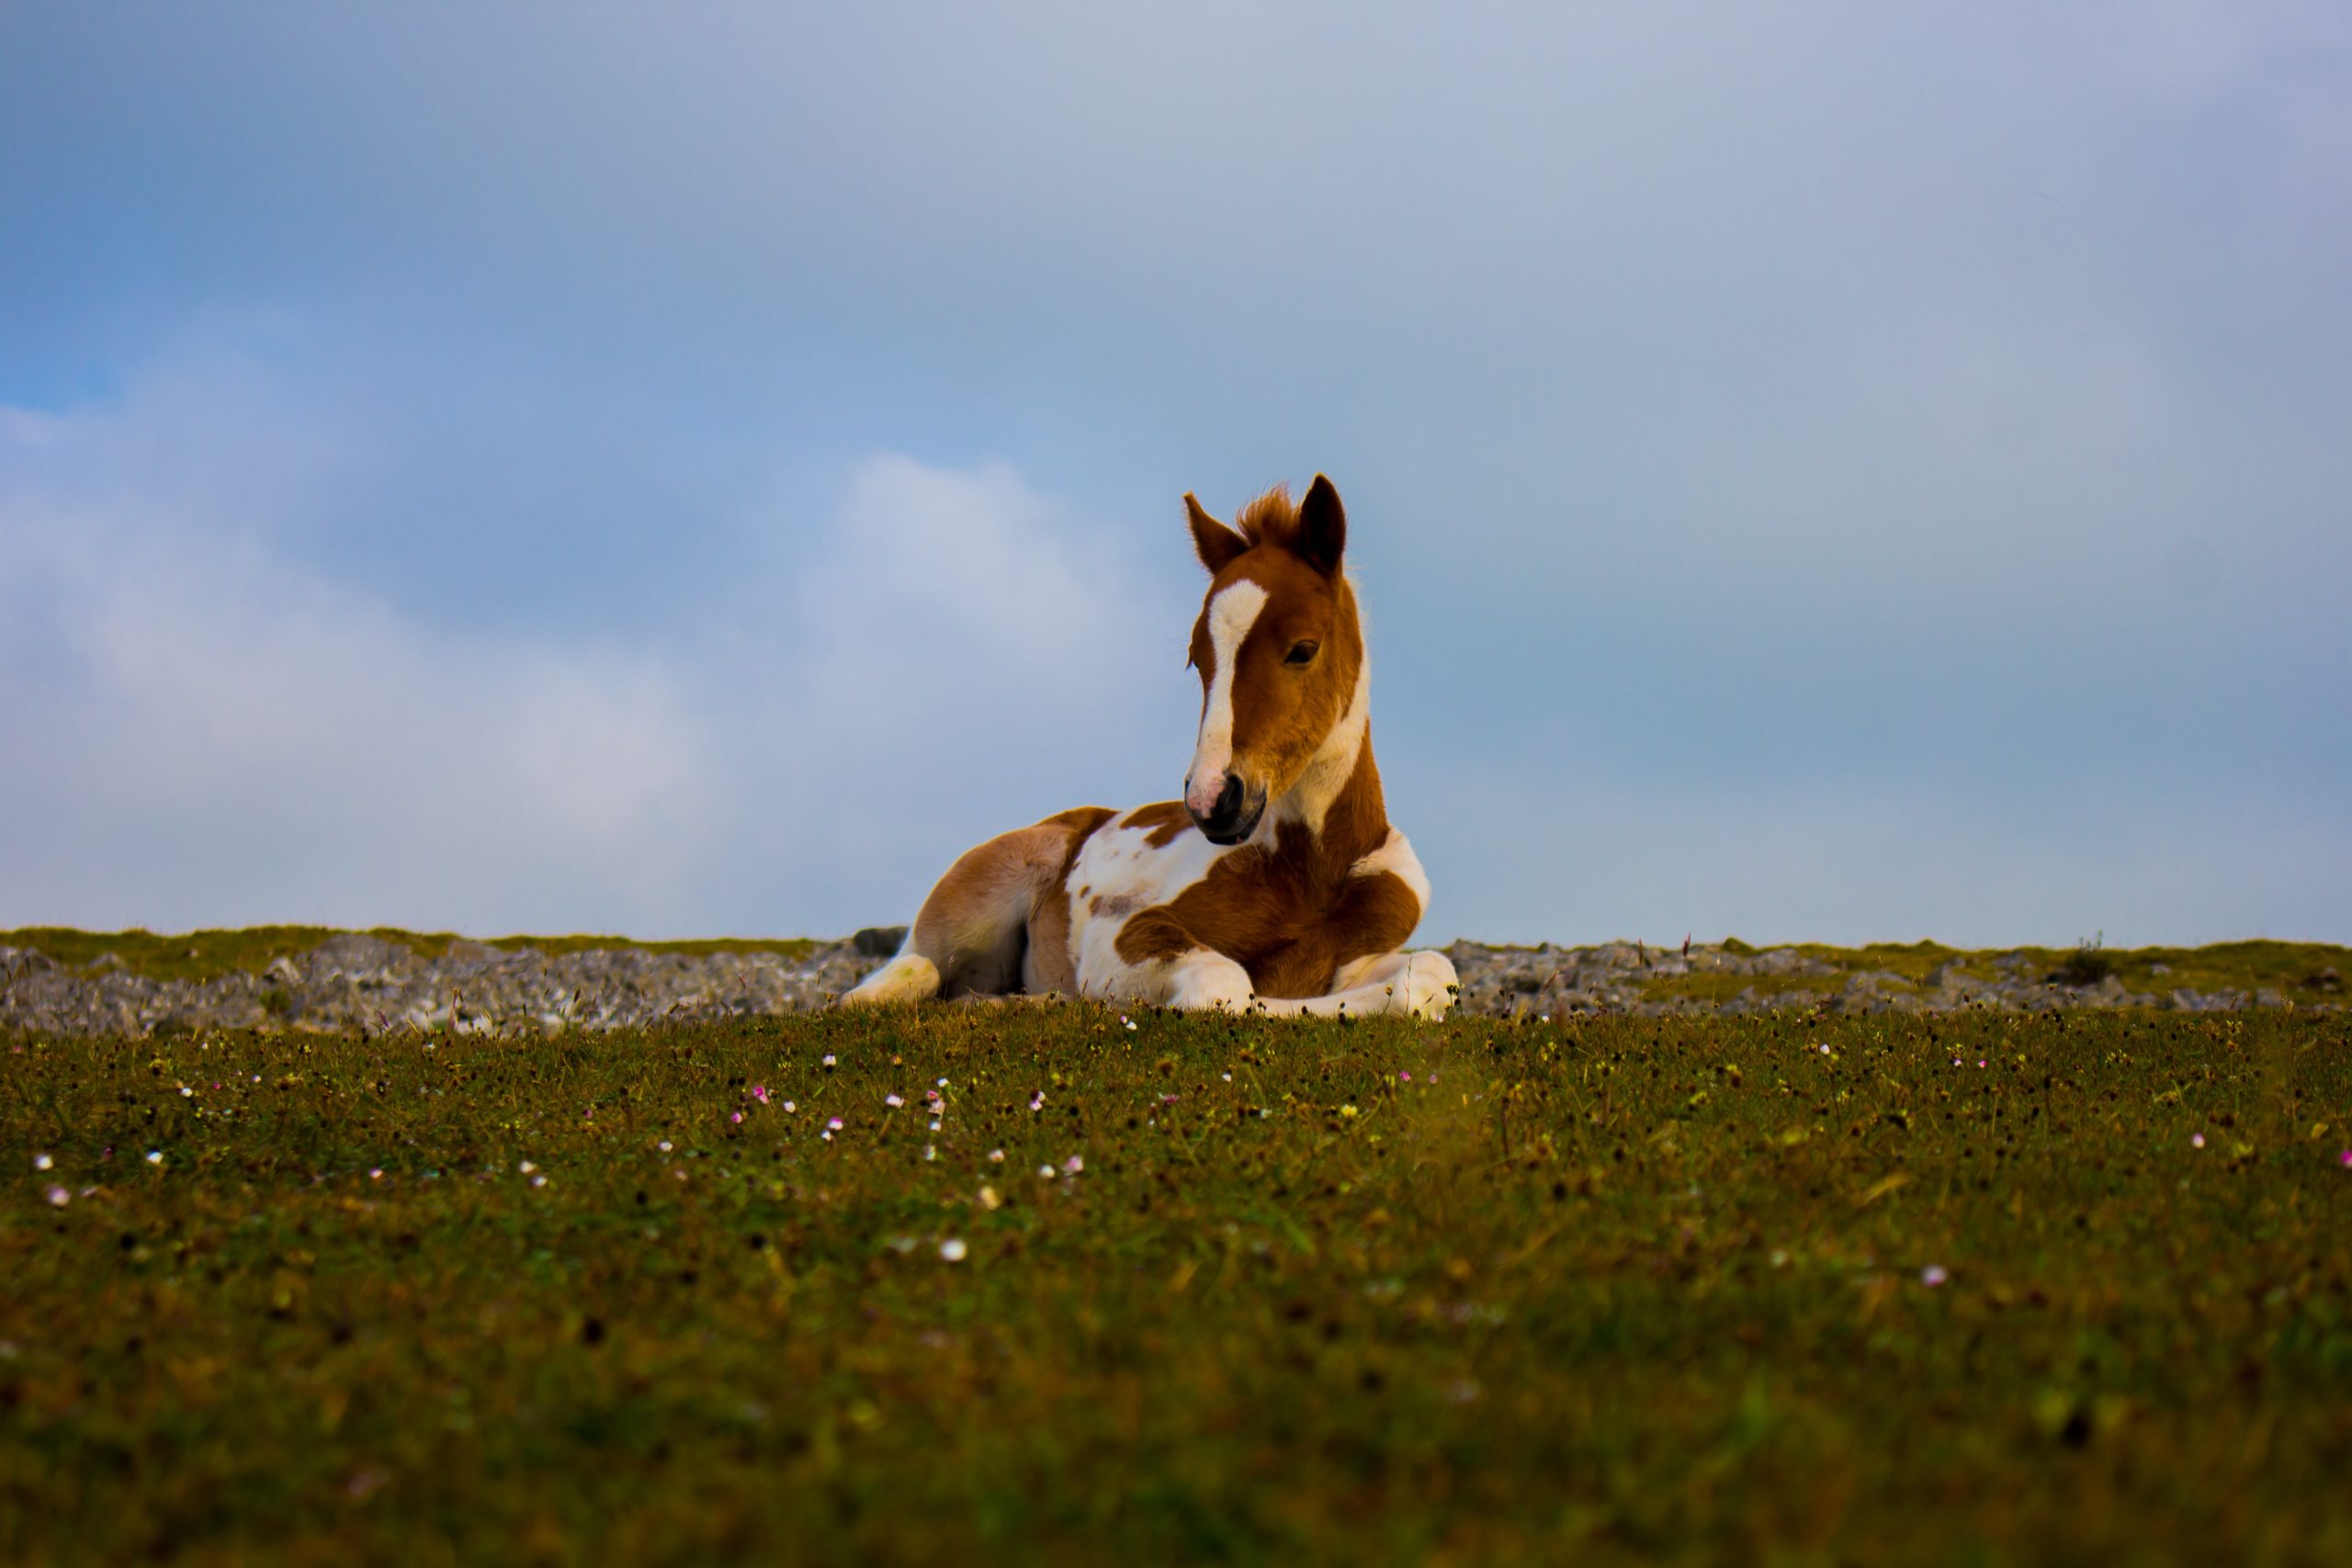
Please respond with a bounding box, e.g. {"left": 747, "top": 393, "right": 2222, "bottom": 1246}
{"left": 1266, "top": 654, "right": 1385, "bottom": 867}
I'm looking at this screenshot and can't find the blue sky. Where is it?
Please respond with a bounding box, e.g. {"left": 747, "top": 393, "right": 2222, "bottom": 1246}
{"left": 3, "top": 4, "right": 2346, "bottom": 946}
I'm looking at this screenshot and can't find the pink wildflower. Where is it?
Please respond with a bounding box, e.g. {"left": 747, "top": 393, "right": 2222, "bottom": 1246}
{"left": 750, "top": 1085, "right": 770, "bottom": 1104}
{"left": 730, "top": 1111, "right": 744, "bottom": 1124}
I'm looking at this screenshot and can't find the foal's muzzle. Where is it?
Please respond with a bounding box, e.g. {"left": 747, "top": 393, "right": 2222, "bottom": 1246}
{"left": 1190, "top": 773, "right": 1266, "bottom": 846}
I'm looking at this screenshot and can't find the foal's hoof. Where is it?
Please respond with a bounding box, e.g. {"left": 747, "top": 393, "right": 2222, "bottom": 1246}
{"left": 840, "top": 953, "right": 940, "bottom": 1007}
{"left": 1393, "top": 952, "right": 1458, "bottom": 1021}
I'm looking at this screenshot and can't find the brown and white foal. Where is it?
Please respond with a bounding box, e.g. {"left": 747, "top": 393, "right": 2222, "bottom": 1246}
{"left": 843, "top": 476, "right": 1457, "bottom": 1018}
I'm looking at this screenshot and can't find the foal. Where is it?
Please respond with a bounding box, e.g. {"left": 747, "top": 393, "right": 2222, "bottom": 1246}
{"left": 844, "top": 475, "right": 1458, "bottom": 1018}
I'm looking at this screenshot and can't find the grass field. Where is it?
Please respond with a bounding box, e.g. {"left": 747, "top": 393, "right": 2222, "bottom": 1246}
{"left": 0, "top": 927, "right": 821, "bottom": 986}
{"left": 6, "top": 1003, "right": 2350, "bottom": 1565}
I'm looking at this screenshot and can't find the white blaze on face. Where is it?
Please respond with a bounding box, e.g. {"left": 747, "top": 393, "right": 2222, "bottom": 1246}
{"left": 1185, "top": 579, "right": 1268, "bottom": 818}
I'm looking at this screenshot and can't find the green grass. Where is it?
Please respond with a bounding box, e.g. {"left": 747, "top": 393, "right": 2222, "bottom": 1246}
{"left": 1639, "top": 940, "right": 2350, "bottom": 1005}
{"left": 6, "top": 1006, "right": 2351, "bottom": 1565}
{"left": 1640, "top": 970, "right": 1836, "bottom": 1005}
{"left": 0, "top": 927, "right": 820, "bottom": 983}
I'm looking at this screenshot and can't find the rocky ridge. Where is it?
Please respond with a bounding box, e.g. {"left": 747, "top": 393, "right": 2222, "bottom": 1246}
{"left": 2, "top": 931, "right": 2335, "bottom": 1038}
{"left": 1439, "top": 941, "right": 2320, "bottom": 1020}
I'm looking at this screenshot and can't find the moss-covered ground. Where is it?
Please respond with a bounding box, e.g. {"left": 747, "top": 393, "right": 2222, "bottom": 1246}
{"left": 1763, "top": 938, "right": 2345, "bottom": 997}
{"left": 6, "top": 1005, "right": 2350, "bottom": 1565}
{"left": 0, "top": 927, "right": 820, "bottom": 984}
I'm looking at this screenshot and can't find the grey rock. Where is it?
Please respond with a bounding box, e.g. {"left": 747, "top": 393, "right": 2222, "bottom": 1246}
{"left": 853, "top": 926, "right": 909, "bottom": 959}
{"left": 308, "top": 934, "right": 419, "bottom": 980}
{"left": 1, "top": 931, "right": 2333, "bottom": 1037}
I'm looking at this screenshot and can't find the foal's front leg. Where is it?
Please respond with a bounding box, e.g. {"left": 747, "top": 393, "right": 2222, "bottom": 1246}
{"left": 1159, "top": 948, "right": 1457, "bottom": 1021}
{"left": 1250, "top": 951, "right": 1458, "bottom": 1021}
{"left": 1160, "top": 949, "right": 1258, "bottom": 1011}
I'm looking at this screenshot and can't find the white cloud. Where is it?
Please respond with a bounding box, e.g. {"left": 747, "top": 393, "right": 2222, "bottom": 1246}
{"left": 708, "top": 452, "right": 1193, "bottom": 932}
{"left": 0, "top": 424, "right": 716, "bottom": 933}
{"left": 0, "top": 376, "right": 1193, "bottom": 937}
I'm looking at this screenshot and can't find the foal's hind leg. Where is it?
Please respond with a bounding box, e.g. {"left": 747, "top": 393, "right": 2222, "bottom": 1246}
{"left": 842, "top": 813, "right": 1103, "bottom": 1005}
{"left": 1249, "top": 950, "right": 1459, "bottom": 1021}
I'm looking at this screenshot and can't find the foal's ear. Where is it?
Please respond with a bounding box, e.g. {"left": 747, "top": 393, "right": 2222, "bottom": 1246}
{"left": 1296, "top": 474, "right": 1346, "bottom": 577}
{"left": 1185, "top": 492, "right": 1249, "bottom": 575}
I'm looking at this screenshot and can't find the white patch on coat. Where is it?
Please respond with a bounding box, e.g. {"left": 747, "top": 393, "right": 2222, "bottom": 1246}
{"left": 1163, "top": 950, "right": 1255, "bottom": 1010}
{"left": 1064, "top": 806, "right": 1235, "bottom": 1004}
{"left": 1184, "top": 580, "right": 1269, "bottom": 818}
{"left": 1350, "top": 827, "right": 1431, "bottom": 916}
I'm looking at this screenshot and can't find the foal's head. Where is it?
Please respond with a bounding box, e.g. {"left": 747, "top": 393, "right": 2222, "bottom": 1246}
{"left": 1180, "top": 476, "right": 1366, "bottom": 845}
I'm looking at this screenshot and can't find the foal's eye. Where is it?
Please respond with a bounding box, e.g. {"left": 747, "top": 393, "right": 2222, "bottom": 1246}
{"left": 1283, "top": 641, "right": 1319, "bottom": 667}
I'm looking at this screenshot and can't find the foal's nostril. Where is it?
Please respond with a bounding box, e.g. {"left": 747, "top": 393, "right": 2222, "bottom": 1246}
{"left": 1214, "top": 774, "right": 1243, "bottom": 824}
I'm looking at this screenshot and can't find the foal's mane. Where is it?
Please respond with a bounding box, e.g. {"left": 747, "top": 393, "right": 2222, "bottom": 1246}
{"left": 1232, "top": 484, "right": 1302, "bottom": 551}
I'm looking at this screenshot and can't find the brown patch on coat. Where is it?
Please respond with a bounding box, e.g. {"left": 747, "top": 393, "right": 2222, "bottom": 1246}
{"left": 1114, "top": 742, "right": 1418, "bottom": 998}
{"left": 1231, "top": 567, "right": 1361, "bottom": 806}
{"left": 1122, "top": 799, "right": 1193, "bottom": 848}
{"left": 1021, "top": 806, "right": 1115, "bottom": 996}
